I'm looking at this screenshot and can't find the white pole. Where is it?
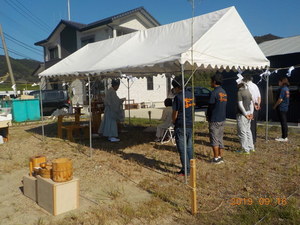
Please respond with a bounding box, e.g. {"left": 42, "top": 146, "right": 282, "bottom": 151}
{"left": 127, "top": 78, "right": 131, "bottom": 124}
{"left": 191, "top": 0, "right": 195, "bottom": 150}
{"left": 39, "top": 83, "right": 45, "bottom": 140}
{"left": 265, "top": 74, "right": 269, "bottom": 141}
{"left": 88, "top": 76, "right": 93, "bottom": 157}
{"left": 181, "top": 64, "right": 188, "bottom": 184}
{"left": 67, "top": 0, "right": 71, "bottom": 21}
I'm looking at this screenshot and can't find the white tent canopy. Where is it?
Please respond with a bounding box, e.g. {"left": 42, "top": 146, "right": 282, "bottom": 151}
{"left": 39, "top": 6, "right": 269, "bottom": 78}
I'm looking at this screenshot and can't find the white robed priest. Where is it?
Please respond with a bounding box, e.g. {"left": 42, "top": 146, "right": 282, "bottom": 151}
{"left": 99, "top": 79, "right": 125, "bottom": 142}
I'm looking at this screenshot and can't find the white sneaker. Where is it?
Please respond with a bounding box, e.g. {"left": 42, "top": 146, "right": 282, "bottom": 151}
{"left": 275, "top": 137, "right": 288, "bottom": 142}
{"left": 109, "top": 137, "right": 120, "bottom": 142}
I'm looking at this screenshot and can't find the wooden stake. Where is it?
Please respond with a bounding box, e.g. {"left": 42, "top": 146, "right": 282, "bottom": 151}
{"left": 148, "top": 110, "right": 151, "bottom": 125}
{"left": 190, "top": 159, "right": 197, "bottom": 215}
{"left": 29, "top": 161, "right": 33, "bottom": 176}
{"left": 57, "top": 115, "right": 63, "bottom": 138}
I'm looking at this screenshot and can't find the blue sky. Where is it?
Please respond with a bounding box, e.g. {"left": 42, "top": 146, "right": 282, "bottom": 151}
{"left": 0, "top": 0, "right": 299, "bottom": 61}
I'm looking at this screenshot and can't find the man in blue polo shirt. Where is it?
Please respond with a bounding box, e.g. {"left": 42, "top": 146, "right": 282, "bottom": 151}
{"left": 172, "top": 77, "right": 194, "bottom": 176}
{"left": 273, "top": 77, "right": 290, "bottom": 142}
{"left": 206, "top": 74, "right": 227, "bottom": 164}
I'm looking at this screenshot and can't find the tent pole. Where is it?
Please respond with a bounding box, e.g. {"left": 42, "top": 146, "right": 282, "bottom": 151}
{"left": 191, "top": 0, "right": 195, "bottom": 157}
{"left": 265, "top": 74, "right": 269, "bottom": 141}
{"left": 181, "top": 64, "right": 188, "bottom": 184}
{"left": 39, "top": 82, "right": 45, "bottom": 141}
{"left": 127, "top": 77, "right": 131, "bottom": 125}
{"left": 88, "top": 76, "right": 93, "bottom": 157}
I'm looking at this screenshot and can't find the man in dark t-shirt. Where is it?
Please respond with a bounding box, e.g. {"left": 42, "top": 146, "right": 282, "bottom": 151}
{"left": 206, "top": 74, "right": 227, "bottom": 164}
{"left": 172, "top": 77, "right": 194, "bottom": 176}
{"left": 273, "top": 77, "right": 290, "bottom": 141}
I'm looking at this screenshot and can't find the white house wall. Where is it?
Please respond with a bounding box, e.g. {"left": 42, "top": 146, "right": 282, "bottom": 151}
{"left": 77, "top": 29, "right": 110, "bottom": 49}
{"left": 44, "top": 35, "right": 61, "bottom": 61}
{"left": 43, "top": 25, "right": 65, "bottom": 61}
{"left": 76, "top": 15, "right": 151, "bottom": 49}
{"left": 116, "top": 75, "right": 168, "bottom": 107}
{"left": 118, "top": 17, "right": 148, "bottom": 30}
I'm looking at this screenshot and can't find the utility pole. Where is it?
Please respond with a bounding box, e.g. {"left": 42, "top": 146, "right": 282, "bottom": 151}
{"left": 0, "top": 24, "right": 17, "bottom": 95}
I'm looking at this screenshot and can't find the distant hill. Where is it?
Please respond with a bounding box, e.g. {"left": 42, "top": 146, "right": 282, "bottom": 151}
{"left": 0, "top": 55, "right": 41, "bottom": 83}
{"left": 254, "top": 34, "right": 281, "bottom": 44}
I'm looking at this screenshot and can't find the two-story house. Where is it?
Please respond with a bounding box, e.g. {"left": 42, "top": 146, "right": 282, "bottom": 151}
{"left": 35, "top": 7, "right": 170, "bottom": 106}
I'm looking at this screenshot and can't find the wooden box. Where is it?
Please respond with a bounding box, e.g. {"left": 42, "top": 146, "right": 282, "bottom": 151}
{"left": 0, "top": 120, "right": 11, "bottom": 128}
{"left": 23, "top": 175, "right": 37, "bottom": 202}
{"left": 124, "top": 103, "right": 139, "bottom": 110}
{"left": 37, "top": 176, "right": 79, "bottom": 215}
{"left": 20, "top": 95, "right": 35, "bottom": 100}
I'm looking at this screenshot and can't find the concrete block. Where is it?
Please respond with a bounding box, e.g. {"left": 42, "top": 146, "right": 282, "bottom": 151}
{"left": 37, "top": 176, "right": 79, "bottom": 216}
{"left": 23, "top": 175, "right": 37, "bottom": 202}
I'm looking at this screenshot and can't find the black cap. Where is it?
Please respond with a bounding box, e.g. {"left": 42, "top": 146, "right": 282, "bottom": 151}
{"left": 111, "top": 79, "right": 120, "bottom": 87}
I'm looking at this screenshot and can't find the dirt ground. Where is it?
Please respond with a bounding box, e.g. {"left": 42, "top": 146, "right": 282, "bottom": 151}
{"left": 0, "top": 120, "right": 299, "bottom": 225}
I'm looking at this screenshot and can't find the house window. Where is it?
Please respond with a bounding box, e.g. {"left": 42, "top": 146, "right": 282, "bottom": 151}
{"left": 49, "top": 47, "right": 58, "bottom": 60}
{"left": 147, "top": 77, "right": 153, "bottom": 90}
{"left": 81, "top": 36, "right": 95, "bottom": 47}
{"left": 117, "top": 30, "right": 129, "bottom": 37}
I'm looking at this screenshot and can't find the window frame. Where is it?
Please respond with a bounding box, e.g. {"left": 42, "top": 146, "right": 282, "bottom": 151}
{"left": 81, "top": 36, "right": 95, "bottom": 47}
{"left": 49, "top": 46, "right": 59, "bottom": 60}
{"left": 147, "top": 77, "right": 154, "bottom": 90}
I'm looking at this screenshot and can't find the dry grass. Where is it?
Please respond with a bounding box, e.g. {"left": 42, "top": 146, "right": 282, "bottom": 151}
{"left": 0, "top": 118, "right": 299, "bottom": 225}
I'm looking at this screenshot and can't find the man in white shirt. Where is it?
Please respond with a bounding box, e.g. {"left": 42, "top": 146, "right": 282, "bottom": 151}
{"left": 236, "top": 81, "right": 254, "bottom": 153}
{"left": 243, "top": 74, "right": 261, "bottom": 145}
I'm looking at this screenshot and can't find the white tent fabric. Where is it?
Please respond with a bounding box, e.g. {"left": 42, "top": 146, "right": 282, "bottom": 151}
{"left": 39, "top": 6, "right": 269, "bottom": 78}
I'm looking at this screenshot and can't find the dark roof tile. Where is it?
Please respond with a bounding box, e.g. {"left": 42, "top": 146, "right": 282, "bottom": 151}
{"left": 61, "top": 20, "right": 86, "bottom": 29}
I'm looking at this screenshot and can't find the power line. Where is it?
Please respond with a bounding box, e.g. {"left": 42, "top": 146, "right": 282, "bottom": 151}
{"left": 0, "top": 45, "right": 39, "bottom": 60}
{"left": 5, "top": 38, "right": 43, "bottom": 57}
{"left": 14, "top": 0, "right": 52, "bottom": 30}
{"left": 0, "top": 46, "right": 29, "bottom": 59}
{"left": 3, "top": 32, "right": 43, "bottom": 56}
{"left": 0, "top": 9, "right": 46, "bottom": 42}
{"left": 4, "top": 32, "right": 42, "bottom": 52}
{"left": 5, "top": 33, "right": 42, "bottom": 53}
{"left": 4, "top": 0, "right": 50, "bottom": 34}
{"left": 5, "top": 0, "right": 51, "bottom": 31}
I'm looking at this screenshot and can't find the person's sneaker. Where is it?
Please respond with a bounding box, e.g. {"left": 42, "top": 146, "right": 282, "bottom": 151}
{"left": 211, "top": 158, "right": 222, "bottom": 164}
{"left": 109, "top": 137, "right": 120, "bottom": 142}
{"left": 177, "top": 172, "right": 185, "bottom": 176}
{"left": 176, "top": 170, "right": 190, "bottom": 176}
{"left": 275, "top": 137, "right": 288, "bottom": 142}
{"left": 178, "top": 172, "right": 190, "bottom": 176}
{"left": 217, "top": 157, "right": 224, "bottom": 163}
